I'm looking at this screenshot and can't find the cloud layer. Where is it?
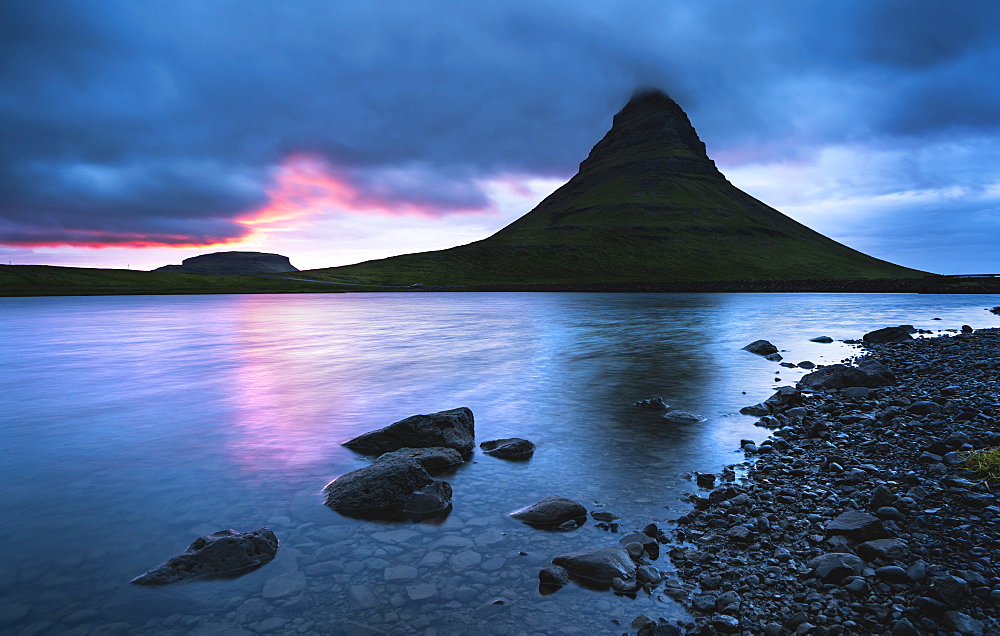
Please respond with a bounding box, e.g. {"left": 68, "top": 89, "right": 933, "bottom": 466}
{"left": 1, "top": 0, "right": 999, "bottom": 271}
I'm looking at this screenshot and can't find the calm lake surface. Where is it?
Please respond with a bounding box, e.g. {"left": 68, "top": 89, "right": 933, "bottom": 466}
{"left": 3, "top": 292, "right": 999, "bottom": 635}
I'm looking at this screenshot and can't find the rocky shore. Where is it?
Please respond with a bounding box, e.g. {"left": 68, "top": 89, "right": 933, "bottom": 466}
{"left": 634, "top": 328, "right": 1000, "bottom": 635}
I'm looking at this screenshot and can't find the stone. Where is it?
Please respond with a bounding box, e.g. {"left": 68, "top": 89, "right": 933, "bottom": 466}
{"left": 479, "top": 437, "right": 535, "bottom": 459}
{"left": 510, "top": 496, "right": 587, "bottom": 527}
{"left": 797, "top": 361, "right": 815, "bottom": 369}
{"left": 946, "top": 611, "right": 985, "bottom": 636}
{"left": 262, "top": 571, "right": 305, "bottom": 599}
{"left": 799, "top": 360, "right": 894, "bottom": 390}
{"left": 130, "top": 528, "right": 278, "bottom": 585}
{"left": 323, "top": 456, "right": 434, "bottom": 519}
{"left": 810, "top": 336, "right": 834, "bottom": 343}
{"left": 401, "top": 480, "right": 453, "bottom": 517}
{"left": 384, "top": 565, "right": 419, "bottom": 582}
{"left": 857, "top": 538, "right": 910, "bottom": 562}
{"left": 343, "top": 407, "right": 476, "bottom": 457}
{"left": 764, "top": 386, "right": 802, "bottom": 412}
{"left": 907, "top": 401, "right": 942, "bottom": 415}
{"left": 743, "top": 340, "right": 778, "bottom": 356}
{"left": 636, "top": 565, "right": 662, "bottom": 584}
{"left": 891, "top": 619, "right": 919, "bottom": 636}
{"left": 552, "top": 546, "right": 637, "bottom": 584}
{"left": 406, "top": 583, "right": 437, "bottom": 601}
{"left": 807, "top": 553, "right": 864, "bottom": 583}
{"left": 539, "top": 564, "right": 570, "bottom": 586}
{"left": 863, "top": 326, "right": 914, "bottom": 344}
{"left": 375, "top": 447, "right": 464, "bottom": 473}
{"left": 663, "top": 410, "right": 706, "bottom": 424}
{"left": 711, "top": 615, "right": 740, "bottom": 633}
{"left": 825, "top": 510, "right": 889, "bottom": 541}
{"left": 635, "top": 397, "right": 668, "bottom": 410}
{"left": 875, "top": 565, "right": 909, "bottom": 583}
{"left": 930, "top": 575, "right": 971, "bottom": 607}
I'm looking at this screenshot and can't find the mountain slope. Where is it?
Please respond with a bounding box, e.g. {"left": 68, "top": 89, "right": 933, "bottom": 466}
{"left": 306, "top": 90, "right": 926, "bottom": 285}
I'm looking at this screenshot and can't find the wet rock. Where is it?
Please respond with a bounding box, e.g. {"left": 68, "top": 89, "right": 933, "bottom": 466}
{"left": 130, "top": 528, "right": 278, "bottom": 585}
{"left": 798, "top": 360, "right": 815, "bottom": 369}
{"left": 401, "top": 480, "right": 453, "bottom": 517}
{"left": 695, "top": 473, "right": 716, "bottom": 488}
{"left": 863, "top": 326, "right": 914, "bottom": 344}
{"left": 343, "top": 407, "right": 476, "bottom": 457}
{"left": 810, "top": 336, "right": 834, "bottom": 343}
{"left": 799, "top": 359, "right": 894, "bottom": 389}
{"left": 635, "top": 397, "right": 668, "bottom": 410}
{"left": 510, "top": 496, "right": 587, "bottom": 528}
{"left": 807, "top": 553, "right": 864, "bottom": 583}
{"left": 825, "top": 510, "right": 889, "bottom": 541}
{"left": 323, "top": 456, "right": 435, "bottom": 519}
{"left": 552, "top": 547, "right": 637, "bottom": 584}
{"left": 376, "top": 446, "right": 463, "bottom": 473}
{"left": 743, "top": 340, "right": 778, "bottom": 356}
{"left": 538, "top": 564, "right": 570, "bottom": 586}
{"left": 479, "top": 437, "right": 535, "bottom": 459}
{"left": 875, "top": 565, "right": 909, "bottom": 583}
{"left": 663, "top": 410, "right": 706, "bottom": 424}
{"left": 764, "top": 386, "right": 802, "bottom": 412}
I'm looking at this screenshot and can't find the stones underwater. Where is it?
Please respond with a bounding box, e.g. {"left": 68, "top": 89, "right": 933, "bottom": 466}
{"left": 130, "top": 528, "right": 278, "bottom": 585}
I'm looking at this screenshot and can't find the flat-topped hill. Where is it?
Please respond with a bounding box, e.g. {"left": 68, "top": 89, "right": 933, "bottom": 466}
{"left": 156, "top": 251, "right": 297, "bottom": 275}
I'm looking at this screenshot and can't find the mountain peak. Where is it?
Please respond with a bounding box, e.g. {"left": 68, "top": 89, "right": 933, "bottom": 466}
{"left": 578, "top": 88, "right": 717, "bottom": 177}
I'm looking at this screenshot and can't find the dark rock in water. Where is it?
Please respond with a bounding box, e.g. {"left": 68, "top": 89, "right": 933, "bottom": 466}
{"left": 155, "top": 251, "right": 297, "bottom": 274}
{"left": 376, "top": 447, "right": 464, "bottom": 474}
{"left": 764, "top": 353, "right": 783, "bottom": 362}
{"left": 797, "top": 360, "right": 815, "bottom": 369}
{"left": 961, "top": 325, "right": 973, "bottom": 333}
{"left": 696, "top": 473, "right": 716, "bottom": 488}
{"left": 863, "top": 326, "right": 914, "bottom": 344}
{"left": 739, "top": 403, "right": 770, "bottom": 416}
{"left": 539, "top": 564, "right": 570, "bottom": 586}
{"left": 510, "top": 496, "right": 587, "bottom": 528}
{"left": 663, "top": 410, "right": 706, "bottom": 424}
{"left": 401, "top": 480, "right": 453, "bottom": 517}
{"left": 479, "top": 437, "right": 535, "bottom": 459}
{"left": 323, "top": 456, "right": 435, "bottom": 519}
{"left": 343, "top": 407, "right": 475, "bottom": 457}
{"left": 825, "top": 510, "right": 889, "bottom": 541}
{"left": 552, "top": 546, "right": 637, "bottom": 584}
{"left": 635, "top": 397, "right": 668, "bottom": 410}
{"left": 808, "top": 553, "right": 864, "bottom": 583}
{"left": 743, "top": 340, "right": 778, "bottom": 356}
{"left": 131, "top": 528, "right": 278, "bottom": 585}
{"left": 810, "top": 336, "right": 834, "bottom": 343}
{"left": 798, "top": 359, "right": 894, "bottom": 389}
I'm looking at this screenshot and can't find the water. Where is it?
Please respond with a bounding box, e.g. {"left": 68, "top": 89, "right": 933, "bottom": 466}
{"left": 1, "top": 292, "right": 998, "bottom": 635}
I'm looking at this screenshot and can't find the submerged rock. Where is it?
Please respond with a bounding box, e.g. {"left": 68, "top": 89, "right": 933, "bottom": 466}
{"left": 401, "top": 480, "right": 453, "bottom": 517}
{"left": 480, "top": 437, "right": 535, "bottom": 459}
{"left": 510, "top": 496, "right": 587, "bottom": 528}
{"left": 131, "top": 528, "right": 278, "bottom": 585}
{"left": 635, "top": 397, "right": 669, "bottom": 410}
{"left": 343, "top": 407, "right": 476, "bottom": 457}
{"left": 552, "top": 547, "right": 637, "bottom": 584}
{"left": 742, "top": 340, "right": 778, "bottom": 356}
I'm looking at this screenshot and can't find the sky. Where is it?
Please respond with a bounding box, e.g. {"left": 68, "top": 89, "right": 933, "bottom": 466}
{"left": 2, "top": 0, "right": 999, "bottom": 274}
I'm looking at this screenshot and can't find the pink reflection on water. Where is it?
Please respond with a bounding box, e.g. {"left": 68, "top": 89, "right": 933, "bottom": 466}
{"left": 221, "top": 296, "right": 359, "bottom": 478}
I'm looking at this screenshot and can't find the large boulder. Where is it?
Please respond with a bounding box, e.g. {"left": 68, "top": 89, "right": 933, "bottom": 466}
{"left": 825, "top": 510, "right": 889, "bottom": 542}
{"left": 798, "top": 359, "right": 894, "bottom": 390}
{"left": 742, "top": 340, "right": 778, "bottom": 356}
{"left": 324, "top": 455, "right": 451, "bottom": 519}
{"left": 131, "top": 528, "right": 278, "bottom": 585}
{"left": 763, "top": 386, "right": 802, "bottom": 412}
{"left": 480, "top": 438, "right": 535, "bottom": 459}
{"left": 552, "top": 547, "right": 637, "bottom": 584}
{"left": 376, "top": 447, "right": 464, "bottom": 474}
{"left": 343, "top": 407, "right": 475, "bottom": 457}
{"left": 808, "top": 553, "right": 865, "bottom": 583}
{"left": 863, "top": 326, "right": 914, "bottom": 344}
{"left": 510, "top": 496, "right": 587, "bottom": 527}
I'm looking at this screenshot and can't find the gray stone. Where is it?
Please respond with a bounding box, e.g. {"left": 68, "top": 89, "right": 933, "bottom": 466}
{"left": 857, "top": 538, "right": 910, "bottom": 562}
{"left": 539, "top": 564, "right": 570, "bottom": 586}
{"left": 323, "top": 456, "right": 433, "bottom": 518}
{"left": 663, "top": 410, "right": 706, "bottom": 424}
{"left": 130, "top": 528, "right": 278, "bottom": 585}
{"left": 907, "top": 400, "right": 942, "bottom": 415}
{"left": 635, "top": 397, "right": 668, "bottom": 410}
{"left": 343, "top": 407, "right": 476, "bottom": 457}
{"left": 931, "top": 575, "right": 971, "bottom": 607}
{"left": 810, "top": 336, "right": 834, "bottom": 343}
{"left": 479, "top": 437, "right": 535, "bottom": 459}
{"left": 743, "top": 340, "right": 778, "bottom": 356}
{"left": 807, "top": 553, "right": 864, "bottom": 583}
{"left": 799, "top": 360, "right": 895, "bottom": 390}
{"left": 376, "top": 447, "right": 464, "bottom": 473}
{"left": 875, "top": 565, "right": 909, "bottom": 583}
{"left": 401, "top": 480, "right": 453, "bottom": 517}
{"left": 262, "top": 571, "right": 305, "bottom": 599}
{"left": 552, "top": 546, "right": 637, "bottom": 584}
{"left": 863, "top": 326, "right": 914, "bottom": 344}
{"left": 510, "top": 496, "right": 587, "bottom": 527}
{"left": 347, "top": 585, "right": 377, "bottom": 610}
{"left": 384, "top": 565, "right": 419, "bottom": 582}
{"left": 636, "top": 565, "right": 662, "bottom": 584}
{"left": 825, "top": 510, "right": 889, "bottom": 542}
{"left": 946, "top": 611, "right": 985, "bottom": 636}
{"left": 405, "top": 583, "right": 437, "bottom": 601}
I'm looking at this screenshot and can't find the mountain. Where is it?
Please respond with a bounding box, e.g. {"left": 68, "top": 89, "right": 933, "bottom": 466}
{"left": 304, "top": 89, "right": 926, "bottom": 285}
{"left": 156, "top": 251, "right": 297, "bottom": 275}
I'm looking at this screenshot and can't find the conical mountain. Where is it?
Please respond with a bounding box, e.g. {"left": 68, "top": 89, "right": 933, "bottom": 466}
{"left": 307, "top": 90, "right": 925, "bottom": 285}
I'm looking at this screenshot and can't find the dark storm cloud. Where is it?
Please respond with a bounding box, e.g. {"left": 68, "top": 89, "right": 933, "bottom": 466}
{"left": 1, "top": 0, "right": 998, "bottom": 249}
